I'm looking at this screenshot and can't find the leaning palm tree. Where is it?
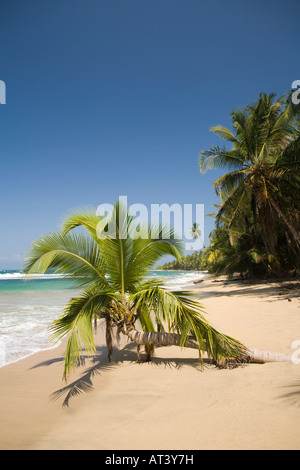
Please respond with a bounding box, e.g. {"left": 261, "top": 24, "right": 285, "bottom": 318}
{"left": 24, "top": 199, "right": 293, "bottom": 381}
{"left": 23, "top": 199, "right": 248, "bottom": 379}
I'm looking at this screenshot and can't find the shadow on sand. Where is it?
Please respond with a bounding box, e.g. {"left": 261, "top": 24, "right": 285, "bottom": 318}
{"left": 198, "top": 279, "right": 300, "bottom": 302}
{"left": 31, "top": 342, "right": 299, "bottom": 408}
{"left": 30, "top": 342, "right": 221, "bottom": 407}
{"left": 277, "top": 380, "right": 300, "bottom": 408}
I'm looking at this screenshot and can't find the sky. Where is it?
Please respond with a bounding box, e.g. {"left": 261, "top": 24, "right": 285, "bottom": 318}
{"left": 0, "top": 0, "right": 299, "bottom": 269}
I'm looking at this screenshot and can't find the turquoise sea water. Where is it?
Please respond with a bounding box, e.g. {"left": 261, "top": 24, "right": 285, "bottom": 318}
{"left": 0, "top": 269, "right": 205, "bottom": 367}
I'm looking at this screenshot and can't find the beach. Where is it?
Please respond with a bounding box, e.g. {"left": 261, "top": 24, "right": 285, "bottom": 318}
{"left": 0, "top": 275, "right": 300, "bottom": 450}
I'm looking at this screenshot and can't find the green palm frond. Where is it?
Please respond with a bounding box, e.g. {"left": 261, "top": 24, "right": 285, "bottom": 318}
{"left": 213, "top": 169, "right": 247, "bottom": 197}
{"left": 62, "top": 202, "right": 184, "bottom": 294}
{"left": 62, "top": 205, "right": 100, "bottom": 240}
{"left": 24, "top": 231, "right": 109, "bottom": 289}
{"left": 199, "top": 146, "right": 246, "bottom": 173}
{"left": 50, "top": 286, "right": 119, "bottom": 379}
{"left": 130, "top": 282, "right": 246, "bottom": 366}
{"left": 209, "top": 125, "right": 239, "bottom": 144}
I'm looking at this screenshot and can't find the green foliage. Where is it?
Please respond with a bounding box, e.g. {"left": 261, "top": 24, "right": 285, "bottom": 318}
{"left": 23, "top": 200, "right": 246, "bottom": 378}
{"left": 157, "top": 250, "right": 209, "bottom": 271}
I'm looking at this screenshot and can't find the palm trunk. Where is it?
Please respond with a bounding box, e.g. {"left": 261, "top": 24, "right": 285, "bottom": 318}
{"left": 127, "top": 330, "right": 199, "bottom": 350}
{"left": 105, "top": 316, "right": 113, "bottom": 362}
{"left": 125, "top": 330, "right": 293, "bottom": 364}
{"left": 269, "top": 197, "right": 300, "bottom": 247}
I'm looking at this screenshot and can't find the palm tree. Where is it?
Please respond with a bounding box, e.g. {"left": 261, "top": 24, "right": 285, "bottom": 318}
{"left": 189, "top": 222, "right": 202, "bottom": 250}
{"left": 23, "top": 200, "right": 247, "bottom": 379}
{"left": 199, "top": 93, "right": 300, "bottom": 256}
{"left": 190, "top": 223, "right": 201, "bottom": 240}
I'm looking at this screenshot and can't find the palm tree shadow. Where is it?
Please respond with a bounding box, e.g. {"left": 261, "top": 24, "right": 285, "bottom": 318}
{"left": 49, "top": 346, "right": 119, "bottom": 407}
{"left": 145, "top": 349, "right": 213, "bottom": 371}
{"left": 46, "top": 343, "right": 146, "bottom": 407}
{"left": 35, "top": 343, "right": 220, "bottom": 407}
{"left": 109, "top": 343, "right": 217, "bottom": 372}
{"left": 277, "top": 380, "right": 300, "bottom": 408}
{"left": 48, "top": 342, "right": 249, "bottom": 407}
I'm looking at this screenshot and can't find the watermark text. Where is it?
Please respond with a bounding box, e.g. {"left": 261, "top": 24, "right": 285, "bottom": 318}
{"left": 96, "top": 196, "right": 204, "bottom": 251}
{"left": 291, "top": 340, "right": 300, "bottom": 365}
{"left": 291, "top": 80, "right": 300, "bottom": 105}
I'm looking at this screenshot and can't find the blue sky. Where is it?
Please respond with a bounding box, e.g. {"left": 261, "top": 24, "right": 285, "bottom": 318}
{"left": 0, "top": 0, "right": 298, "bottom": 269}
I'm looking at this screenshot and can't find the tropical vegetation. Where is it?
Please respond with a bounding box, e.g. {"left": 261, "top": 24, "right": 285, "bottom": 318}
{"left": 157, "top": 249, "right": 208, "bottom": 271}
{"left": 23, "top": 90, "right": 299, "bottom": 382}
{"left": 199, "top": 92, "right": 300, "bottom": 277}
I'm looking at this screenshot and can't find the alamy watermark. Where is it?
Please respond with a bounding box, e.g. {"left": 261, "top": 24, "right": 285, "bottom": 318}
{"left": 96, "top": 196, "right": 204, "bottom": 251}
{"left": 0, "top": 80, "right": 6, "bottom": 104}
{"left": 291, "top": 80, "right": 300, "bottom": 105}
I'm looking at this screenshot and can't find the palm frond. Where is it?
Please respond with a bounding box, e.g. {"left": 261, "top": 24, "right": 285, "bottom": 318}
{"left": 210, "top": 125, "right": 239, "bottom": 144}
{"left": 61, "top": 201, "right": 184, "bottom": 294}
{"left": 213, "top": 169, "right": 247, "bottom": 197}
{"left": 130, "top": 282, "right": 247, "bottom": 366}
{"left": 199, "top": 146, "right": 246, "bottom": 174}
{"left": 62, "top": 205, "right": 100, "bottom": 240}
{"left": 50, "top": 286, "right": 118, "bottom": 379}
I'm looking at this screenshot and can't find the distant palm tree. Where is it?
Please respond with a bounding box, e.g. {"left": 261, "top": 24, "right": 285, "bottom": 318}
{"left": 23, "top": 200, "right": 246, "bottom": 379}
{"left": 199, "top": 93, "right": 300, "bottom": 252}
{"left": 190, "top": 223, "right": 201, "bottom": 240}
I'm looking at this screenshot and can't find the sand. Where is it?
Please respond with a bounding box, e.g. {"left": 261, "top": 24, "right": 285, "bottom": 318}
{"left": 0, "top": 276, "right": 300, "bottom": 450}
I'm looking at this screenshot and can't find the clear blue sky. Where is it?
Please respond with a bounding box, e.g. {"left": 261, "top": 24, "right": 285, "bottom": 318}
{"left": 0, "top": 0, "right": 298, "bottom": 269}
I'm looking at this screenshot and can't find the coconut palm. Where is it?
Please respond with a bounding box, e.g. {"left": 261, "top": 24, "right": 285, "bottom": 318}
{"left": 23, "top": 200, "right": 247, "bottom": 379}
{"left": 190, "top": 223, "right": 201, "bottom": 240}
{"left": 199, "top": 93, "right": 300, "bottom": 254}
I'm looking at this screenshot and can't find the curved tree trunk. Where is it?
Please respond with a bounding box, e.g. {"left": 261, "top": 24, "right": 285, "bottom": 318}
{"left": 105, "top": 316, "right": 113, "bottom": 362}
{"left": 127, "top": 330, "right": 199, "bottom": 350}
{"left": 125, "top": 330, "right": 293, "bottom": 364}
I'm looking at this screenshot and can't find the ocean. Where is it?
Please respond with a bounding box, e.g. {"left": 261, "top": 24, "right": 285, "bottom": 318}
{"left": 0, "top": 269, "right": 205, "bottom": 368}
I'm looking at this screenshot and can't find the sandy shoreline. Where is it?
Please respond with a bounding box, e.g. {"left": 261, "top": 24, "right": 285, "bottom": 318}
{"left": 0, "top": 276, "right": 300, "bottom": 450}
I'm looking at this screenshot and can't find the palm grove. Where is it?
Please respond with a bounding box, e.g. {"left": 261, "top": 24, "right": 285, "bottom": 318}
{"left": 24, "top": 92, "right": 299, "bottom": 378}
{"left": 160, "top": 92, "right": 300, "bottom": 277}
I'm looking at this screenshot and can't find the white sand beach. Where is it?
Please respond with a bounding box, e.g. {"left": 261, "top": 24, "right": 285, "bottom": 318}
{"left": 0, "top": 276, "right": 300, "bottom": 450}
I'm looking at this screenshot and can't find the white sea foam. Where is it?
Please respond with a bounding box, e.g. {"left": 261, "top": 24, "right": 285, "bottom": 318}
{"left": 0, "top": 285, "right": 77, "bottom": 368}
{"left": 149, "top": 270, "right": 207, "bottom": 290}
{"left": 0, "top": 301, "right": 65, "bottom": 368}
